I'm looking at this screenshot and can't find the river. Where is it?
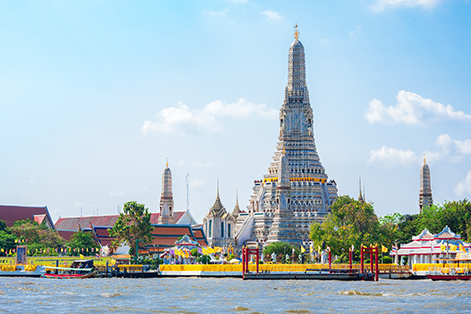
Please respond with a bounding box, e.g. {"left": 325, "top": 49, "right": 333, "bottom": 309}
{"left": 1, "top": 277, "right": 469, "bottom": 313}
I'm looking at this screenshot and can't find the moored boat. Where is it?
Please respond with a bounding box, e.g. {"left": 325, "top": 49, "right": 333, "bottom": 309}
{"left": 426, "top": 253, "right": 471, "bottom": 281}
{"left": 41, "top": 259, "right": 96, "bottom": 279}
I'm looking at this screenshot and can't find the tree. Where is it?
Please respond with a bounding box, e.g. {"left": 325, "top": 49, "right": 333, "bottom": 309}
{"left": 263, "top": 242, "right": 300, "bottom": 263}
{"left": 0, "top": 231, "right": 17, "bottom": 256}
{"left": 378, "top": 213, "right": 402, "bottom": 248}
{"left": 110, "top": 201, "right": 153, "bottom": 256}
{"left": 0, "top": 219, "right": 7, "bottom": 232}
{"left": 414, "top": 199, "right": 471, "bottom": 241}
{"left": 8, "top": 219, "right": 64, "bottom": 254}
{"left": 309, "top": 196, "right": 380, "bottom": 257}
{"left": 67, "top": 231, "right": 100, "bottom": 256}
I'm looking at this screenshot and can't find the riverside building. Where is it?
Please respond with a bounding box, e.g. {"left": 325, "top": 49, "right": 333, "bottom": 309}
{"left": 234, "top": 26, "right": 338, "bottom": 247}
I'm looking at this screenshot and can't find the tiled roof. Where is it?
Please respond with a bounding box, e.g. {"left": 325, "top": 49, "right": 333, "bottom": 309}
{"left": 0, "top": 205, "right": 54, "bottom": 229}
{"left": 435, "top": 225, "right": 461, "bottom": 240}
{"left": 55, "top": 211, "right": 187, "bottom": 231}
{"left": 412, "top": 229, "right": 434, "bottom": 241}
{"left": 57, "top": 230, "right": 75, "bottom": 241}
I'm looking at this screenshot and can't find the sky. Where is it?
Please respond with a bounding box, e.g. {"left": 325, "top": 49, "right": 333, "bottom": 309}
{"left": 1, "top": 0, "right": 471, "bottom": 224}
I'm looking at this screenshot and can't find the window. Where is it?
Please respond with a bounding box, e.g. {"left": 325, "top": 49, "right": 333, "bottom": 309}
{"left": 221, "top": 222, "right": 224, "bottom": 238}
{"left": 209, "top": 220, "right": 212, "bottom": 238}
{"left": 228, "top": 224, "right": 231, "bottom": 238}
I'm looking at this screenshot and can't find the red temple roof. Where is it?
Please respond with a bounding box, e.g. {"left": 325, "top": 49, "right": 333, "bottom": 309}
{"left": 0, "top": 205, "right": 54, "bottom": 229}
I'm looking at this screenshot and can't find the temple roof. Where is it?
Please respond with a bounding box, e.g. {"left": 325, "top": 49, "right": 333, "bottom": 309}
{"left": 55, "top": 211, "right": 187, "bottom": 231}
{"left": 435, "top": 225, "right": 460, "bottom": 240}
{"left": 412, "top": 228, "right": 434, "bottom": 241}
{"left": 0, "top": 205, "right": 54, "bottom": 229}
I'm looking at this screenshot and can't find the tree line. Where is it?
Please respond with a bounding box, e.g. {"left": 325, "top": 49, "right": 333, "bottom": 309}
{"left": 309, "top": 195, "right": 471, "bottom": 261}
{"left": 0, "top": 219, "right": 99, "bottom": 256}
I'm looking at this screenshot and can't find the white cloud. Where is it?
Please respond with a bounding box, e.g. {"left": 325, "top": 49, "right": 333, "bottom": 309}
{"left": 369, "top": 0, "right": 444, "bottom": 12}
{"left": 142, "top": 102, "right": 221, "bottom": 135}
{"left": 454, "top": 139, "right": 471, "bottom": 155}
{"left": 369, "top": 146, "right": 417, "bottom": 166}
{"left": 455, "top": 171, "right": 471, "bottom": 196}
{"left": 369, "top": 134, "right": 471, "bottom": 167}
{"left": 366, "top": 90, "right": 471, "bottom": 125}
{"left": 143, "top": 98, "right": 277, "bottom": 135}
{"left": 28, "top": 178, "right": 35, "bottom": 184}
{"left": 261, "top": 10, "right": 281, "bottom": 20}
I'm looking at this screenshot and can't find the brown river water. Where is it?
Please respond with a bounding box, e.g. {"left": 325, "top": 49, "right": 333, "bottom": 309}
{"left": 0, "top": 277, "right": 469, "bottom": 313}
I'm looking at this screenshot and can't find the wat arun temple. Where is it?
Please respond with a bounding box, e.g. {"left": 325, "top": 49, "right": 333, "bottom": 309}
{"left": 234, "top": 27, "right": 338, "bottom": 247}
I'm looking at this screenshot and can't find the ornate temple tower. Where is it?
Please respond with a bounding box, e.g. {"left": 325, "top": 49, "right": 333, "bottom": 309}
{"left": 203, "top": 181, "right": 236, "bottom": 247}
{"left": 419, "top": 155, "right": 433, "bottom": 213}
{"left": 236, "top": 26, "right": 338, "bottom": 247}
{"left": 158, "top": 159, "right": 176, "bottom": 224}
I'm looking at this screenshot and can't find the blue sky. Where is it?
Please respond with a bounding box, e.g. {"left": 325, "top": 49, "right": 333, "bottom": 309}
{"left": 1, "top": 0, "right": 470, "bottom": 223}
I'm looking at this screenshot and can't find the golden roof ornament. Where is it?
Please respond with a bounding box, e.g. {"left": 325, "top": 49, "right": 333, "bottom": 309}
{"left": 294, "top": 24, "right": 299, "bottom": 40}
{"left": 166, "top": 157, "right": 168, "bottom": 168}
{"left": 423, "top": 153, "right": 426, "bottom": 165}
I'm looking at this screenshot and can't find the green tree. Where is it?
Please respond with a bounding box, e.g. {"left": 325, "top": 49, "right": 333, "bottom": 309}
{"left": 0, "top": 219, "right": 7, "bottom": 232}
{"left": 378, "top": 213, "right": 402, "bottom": 248}
{"left": 67, "top": 231, "right": 100, "bottom": 256}
{"left": 8, "top": 219, "right": 64, "bottom": 253}
{"left": 263, "top": 242, "right": 300, "bottom": 263}
{"left": 396, "top": 214, "right": 419, "bottom": 245}
{"left": 309, "top": 196, "right": 380, "bottom": 257}
{"left": 110, "top": 201, "right": 153, "bottom": 256}
{"left": 0, "top": 231, "right": 17, "bottom": 256}
{"left": 415, "top": 199, "right": 471, "bottom": 241}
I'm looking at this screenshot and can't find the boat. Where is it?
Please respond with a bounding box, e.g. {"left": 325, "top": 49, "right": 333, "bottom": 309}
{"left": 426, "top": 254, "right": 471, "bottom": 281}
{"left": 0, "top": 264, "right": 46, "bottom": 277}
{"left": 41, "top": 259, "right": 96, "bottom": 279}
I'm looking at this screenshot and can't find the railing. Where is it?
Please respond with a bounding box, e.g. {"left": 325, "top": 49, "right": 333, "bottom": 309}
{"left": 414, "top": 263, "right": 471, "bottom": 272}
{"left": 160, "top": 263, "right": 408, "bottom": 273}
{"left": 427, "top": 265, "right": 470, "bottom": 275}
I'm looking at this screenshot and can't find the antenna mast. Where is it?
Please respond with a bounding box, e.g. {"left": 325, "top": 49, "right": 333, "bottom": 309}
{"left": 185, "top": 170, "right": 190, "bottom": 212}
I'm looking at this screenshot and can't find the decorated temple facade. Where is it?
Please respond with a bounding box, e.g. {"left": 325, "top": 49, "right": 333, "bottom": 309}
{"left": 392, "top": 226, "right": 471, "bottom": 275}
{"left": 234, "top": 26, "right": 338, "bottom": 247}
{"left": 203, "top": 182, "right": 236, "bottom": 248}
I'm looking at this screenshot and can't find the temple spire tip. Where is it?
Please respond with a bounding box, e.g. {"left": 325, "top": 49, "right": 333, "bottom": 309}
{"left": 294, "top": 24, "right": 299, "bottom": 40}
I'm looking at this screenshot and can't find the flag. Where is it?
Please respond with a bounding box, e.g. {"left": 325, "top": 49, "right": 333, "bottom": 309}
{"left": 460, "top": 243, "right": 467, "bottom": 253}
{"left": 95, "top": 253, "right": 101, "bottom": 259}
{"left": 351, "top": 245, "right": 355, "bottom": 252}
{"left": 300, "top": 246, "right": 306, "bottom": 253}
{"left": 450, "top": 244, "right": 457, "bottom": 251}
{"left": 382, "top": 245, "right": 388, "bottom": 253}
{"left": 392, "top": 245, "right": 398, "bottom": 252}
{"left": 440, "top": 244, "right": 446, "bottom": 252}
{"left": 317, "top": 245, "right": 321, "bottom": 253}
{"left": 310, "top": 244, "right": 313, "bottom": 254}
{"left": 198, "top": 247, "right": 202, "bottom": 254}
{"left": 80, "top": 254, "right": 84, "bottom": 259}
